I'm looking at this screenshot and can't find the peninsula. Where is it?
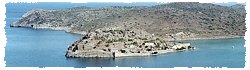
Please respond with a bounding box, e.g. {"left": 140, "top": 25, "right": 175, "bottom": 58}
{"left": 10, "top": 2, "right": 246, "bottom": 58}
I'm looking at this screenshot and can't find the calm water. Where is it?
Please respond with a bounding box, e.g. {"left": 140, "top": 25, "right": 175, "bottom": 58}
{"left": 5, "top": 3, "right": 245, "bottom": 68}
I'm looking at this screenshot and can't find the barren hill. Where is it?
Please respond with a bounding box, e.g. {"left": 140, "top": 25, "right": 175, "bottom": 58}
{"left": 73, "top": 2, "right": 246, "bottom": 39}
{"left": 10, "top": 2, "right": 246, "bottom": 57}
{"left": 11, "top": 2, "right": 245, "bottom": 39}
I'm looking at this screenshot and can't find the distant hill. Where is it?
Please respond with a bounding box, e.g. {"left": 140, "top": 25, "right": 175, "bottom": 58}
{"left": 11, "top": 2, "right": 246, "bottom": 39}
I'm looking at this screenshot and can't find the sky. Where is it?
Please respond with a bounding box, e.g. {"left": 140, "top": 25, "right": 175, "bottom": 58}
{"left": 6, "top": 0, "right": 246, "bottom": 3}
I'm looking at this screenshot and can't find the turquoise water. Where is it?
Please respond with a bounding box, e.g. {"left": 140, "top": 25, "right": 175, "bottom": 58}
{"left": 5, "top": 3, "right": 245, "bottom": 68}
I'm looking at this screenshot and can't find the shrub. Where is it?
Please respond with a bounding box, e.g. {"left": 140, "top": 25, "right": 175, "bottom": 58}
{"left": 118, "top": 16, "right": 122, "bottom": 18}
{"left": 142, "top": 38, "right": 147, "bottom": 40}
{"left": 106, "top": 39, "right": 113, "bottom": 43}
{"left": 128, "top": 39, "right": 133, "bottom": 41}
{"left": 132, "top": 41, "right": 138, "bottom": 45}
{"left": 97, "top": 41, "right": 102, "bottom": 44}
{"left": 118, "top": 38, "right": 125, "bottom": 42}
{"left": 105, "top": 44, "right": 110, "bottom": 47}
{"left": 156, "top": 38, "right": 160, "bottom": 40}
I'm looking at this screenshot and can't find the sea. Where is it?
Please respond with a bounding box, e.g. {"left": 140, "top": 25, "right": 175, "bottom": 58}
{"left": 4, "top": 2, "right": 245, "bottom": 68}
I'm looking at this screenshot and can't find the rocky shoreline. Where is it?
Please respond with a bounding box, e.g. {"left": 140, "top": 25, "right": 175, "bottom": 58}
{"left": 12, "top": 23, "right": 243, "bottom": 58}
{"left": 172, "top": 36, "right": 244, "bottom": 41}
{"left": 10, "top": 23, "right": 86, "bottom": 35}
{"left": 11, "top": 22, "right": 243, "bottom": 58}
{"left": 65, "top": 27, "right": 194, "bottom": 58}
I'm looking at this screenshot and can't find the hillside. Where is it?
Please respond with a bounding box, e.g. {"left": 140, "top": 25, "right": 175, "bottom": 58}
{"left": 10, "top": 2, "right": 246, "bottom": 57}
{"left": 11, "top": 2, "right": 246, "bottom": 39}
{"left": 75, "top": 2, "right": 245, "bottom": 39}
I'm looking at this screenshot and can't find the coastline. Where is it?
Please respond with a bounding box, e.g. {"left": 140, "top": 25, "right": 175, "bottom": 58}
{"left": 5, "top": 2, "right": 246, "bottom": 67}
{"left": 70, "top": 49, "right": 177, "bottom": 57}
{"left": 173, "top": 36, "right": 244, "bottom": 41}
{"left": 34, "top": 26, "right": 87, "bottom": 35}
{"left": 10, "top": 20, "right": 245, "bottom": 58}
{"left": 10, "top": 2, "right": 244, "bottom": 57}
{"left": 12, "top": 25, "right": 243, "bottom": 58}
{"left": 11, "top": 25, "right": 87, "bottom": 35}
{"left": 9, "top": 2, "right": 245, "bottom": 44}
{"left": 11, "top": 25, "right": 244, "bottom": 44}
{"left": 17, "top": 25, "right": 244, "bottom": 41}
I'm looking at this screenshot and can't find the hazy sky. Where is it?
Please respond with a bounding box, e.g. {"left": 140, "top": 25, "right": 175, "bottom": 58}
{"left": 6, "top": 0, "right": 246, "bottom": 3}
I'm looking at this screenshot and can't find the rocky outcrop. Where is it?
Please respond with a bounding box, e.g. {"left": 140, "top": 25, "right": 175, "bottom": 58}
{"left": 65, "top": 27, "right": 194, "bottom": 58}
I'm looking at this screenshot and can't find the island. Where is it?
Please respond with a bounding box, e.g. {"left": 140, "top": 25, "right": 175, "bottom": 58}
{"left": 10, "top": 2, "right": 245, "bottom": 58}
